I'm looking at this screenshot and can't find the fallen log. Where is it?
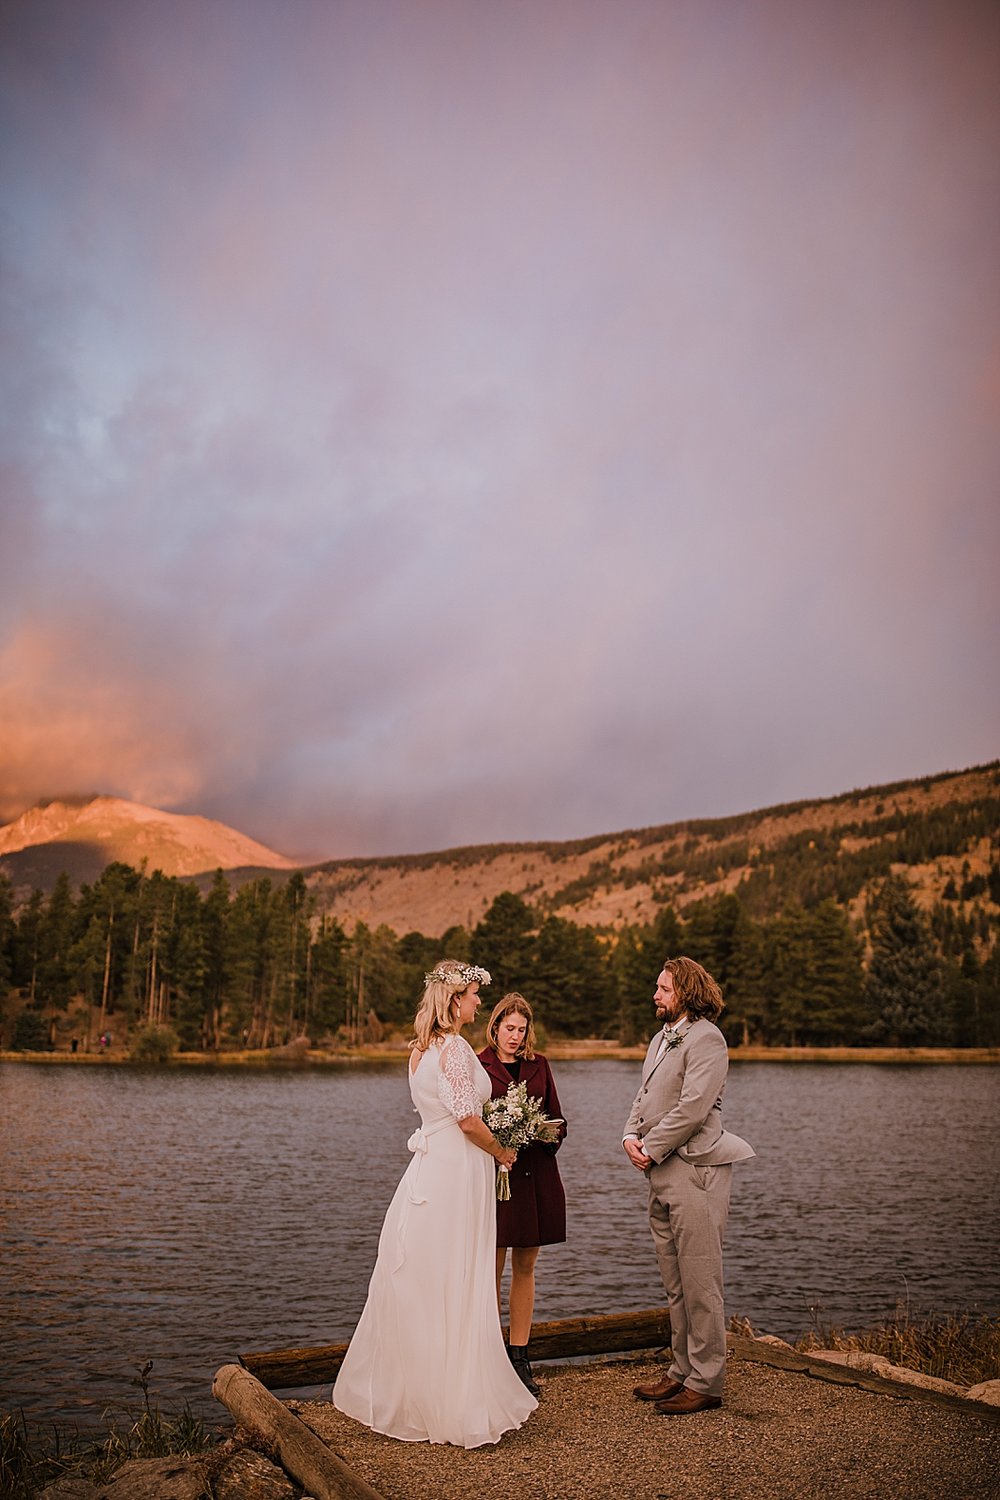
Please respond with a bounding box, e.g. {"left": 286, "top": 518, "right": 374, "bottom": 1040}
{"left": 240, "top": 1306, "right": 672, "bottom": 1389}
{"left": 523, "top": 1307, "right": 671, "bottom": 1361}
{"left": 727, "top": 1336, "right": 1000, "bottom": 1424}
{"left": 212, "top": 1363, "right": 385, "bottom": 1500}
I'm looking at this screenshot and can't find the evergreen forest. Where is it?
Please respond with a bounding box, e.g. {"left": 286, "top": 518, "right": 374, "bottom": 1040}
{"left": 1, "top": 846, "right": 998, "bottom": 1053}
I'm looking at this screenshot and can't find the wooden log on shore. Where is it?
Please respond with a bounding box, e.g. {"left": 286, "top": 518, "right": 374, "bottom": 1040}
{"left": 238, "top": 1315, "right": 1000, "bottom": 1424}
{"left": 212, "top": 1363, "right": 385, "bottom": 1500}
{"left": 240, "top": 1339, "right": 349, "bottom": 1389}
{"left": 727, "top": 1336, "right": 1000, "bottom": 1424}
{"left": 522, "top": 1307, "right": 671, "bottom": 1361}
{"left": 240, "top": 1306, "right": 672, "bottom": 1389}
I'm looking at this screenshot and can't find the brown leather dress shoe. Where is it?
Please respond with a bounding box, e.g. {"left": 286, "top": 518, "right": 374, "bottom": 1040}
{"left": 634, "top": 1374, "right": 685, "bottom": 1402}
{"left": 655, "top": 1388, "right": 723, "bottom": 1415}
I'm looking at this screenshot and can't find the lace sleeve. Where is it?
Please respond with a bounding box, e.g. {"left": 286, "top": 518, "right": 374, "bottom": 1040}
{"left": 437, "top": 1036, "right": 483, "bottom": 1121}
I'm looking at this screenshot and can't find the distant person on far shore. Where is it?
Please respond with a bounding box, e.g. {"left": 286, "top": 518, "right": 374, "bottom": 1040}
{"left": 479, "top": 994, "right": 567, "bottom": 1397}
{"left": 623, "top": 956, "right": 754, "bottom": 1415}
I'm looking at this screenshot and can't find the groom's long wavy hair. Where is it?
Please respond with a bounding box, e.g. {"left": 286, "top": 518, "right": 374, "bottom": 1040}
{"left": 664, "top": 956, "right": 725, "bottom": 1022}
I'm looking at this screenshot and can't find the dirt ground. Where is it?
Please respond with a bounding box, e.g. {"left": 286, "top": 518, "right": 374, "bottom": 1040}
{"left": 296, "top": 1353, "right": 1000, "bottom": 1500}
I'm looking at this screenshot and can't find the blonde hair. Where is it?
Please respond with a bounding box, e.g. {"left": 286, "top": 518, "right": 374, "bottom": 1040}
{"left": 411, "top": 959, "right": 488, "bottom": 1051}
{"left": 485, "top": 993, "right": 537, "bottom": 1061}
{"left": 663, "top": 956, "right": 725, "bottom": 1022}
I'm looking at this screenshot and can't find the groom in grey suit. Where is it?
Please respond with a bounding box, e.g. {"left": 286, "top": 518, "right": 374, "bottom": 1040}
{"left": 623, "top": 956, "right": 754, "bottom": 1414}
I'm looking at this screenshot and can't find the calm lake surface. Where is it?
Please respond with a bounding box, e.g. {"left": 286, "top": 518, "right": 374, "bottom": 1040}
{"left": 2, "top": 1060, "right": 998, "bottom": 1426}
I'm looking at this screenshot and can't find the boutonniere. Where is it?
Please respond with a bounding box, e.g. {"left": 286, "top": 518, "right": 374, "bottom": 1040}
{"left": 663, "top": 1029, "right": 684, "bottom": 1051}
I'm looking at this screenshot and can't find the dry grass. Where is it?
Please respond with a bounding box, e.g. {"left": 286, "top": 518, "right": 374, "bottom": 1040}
{"left": 794, "top": 1311, "right": 1000, "bottom": 1387}
{"left": 0, "top": 1374, "right": 215, "bottom": 1499}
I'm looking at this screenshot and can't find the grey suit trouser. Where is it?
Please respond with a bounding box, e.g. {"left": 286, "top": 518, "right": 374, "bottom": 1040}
{"left": 647, "top": 1156, "right": 732, "bottom": 1397}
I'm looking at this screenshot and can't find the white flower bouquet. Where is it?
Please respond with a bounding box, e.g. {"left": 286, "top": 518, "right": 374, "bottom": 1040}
{"left": 483, "top": 1080, "right": 563, "bottom": 1200}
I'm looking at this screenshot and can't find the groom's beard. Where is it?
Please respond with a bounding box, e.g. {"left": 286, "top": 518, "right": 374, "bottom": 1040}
{"left": 656, "top": 1000, "right": 684, "bottom": 1025}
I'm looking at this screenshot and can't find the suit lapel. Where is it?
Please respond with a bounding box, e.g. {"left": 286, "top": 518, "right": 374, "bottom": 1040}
{"left": 642, "top": 1034, "right": 660, "bottom": 1084}
{"left": 643, "top": 1017, "right": 695, "bottom": 1083}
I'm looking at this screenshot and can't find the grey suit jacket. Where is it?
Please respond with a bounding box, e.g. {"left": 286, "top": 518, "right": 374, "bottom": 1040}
{"left": 623, "top": 1017, "right": 755, "bottom": 1167}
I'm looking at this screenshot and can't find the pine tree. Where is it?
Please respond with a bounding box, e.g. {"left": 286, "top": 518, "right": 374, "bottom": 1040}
{"left": 165, "top": 882, "right": 209, "bottom": 1047}
{"left": 972, "top": 943, "right": 1000, "bottom": 1046}
{"left": 353, "top": 923, "right": 407, "bottom": 1028}
{"left": 682, "top": 895, "right": 741, "bottom": 987}
{"left": 611, "top": 926, "right": 655, "bottom": 1044}
{"left": 200, "top": 871, "right": 231, "bottom": 1048}
{"left": 863, "top": 876, "right": 945, "bottom": 1044}
{"left": 310, "top": 914, "right": 349, "bottom": 1038}
{"left": 0, "top": 875, "right": 14, "bottom": 1005}
{"left": 765, "top": 904, "right": 815, "bottom": 1045}
{"left": 799, "top": 900, "right": 865, "bottom": 1044}
{"left": 531, "top": 915, "right": 609, "bottom": 1036}
{"left": 472, "top": 892, "right": 536, "bottom": 993}
{"left": 36, "top": 873, "right": 78, "bottom": 1010}
{"left": 945, "top": 949, "right": 979, "bottom": 1047}
{"left": 227, "top": 879, "right": 273, "bottom": 1046}
{"left": 11, "top": 889, "right": 45, "bottom": 999}
{"left": 646, "top": 905, "right": 684, "bottom": 965}
{"left": 722, "top": 902, "right": 767, "bottom": 1046}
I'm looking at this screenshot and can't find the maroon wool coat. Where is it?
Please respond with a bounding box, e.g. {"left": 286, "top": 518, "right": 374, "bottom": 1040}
{"left": 478, "top": 1047, "right": 567, "bottom": 1248}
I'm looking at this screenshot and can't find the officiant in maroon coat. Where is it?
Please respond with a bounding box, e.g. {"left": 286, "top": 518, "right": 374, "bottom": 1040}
{"left": 479, "top": 993, "right": 567, "bottom": 1398}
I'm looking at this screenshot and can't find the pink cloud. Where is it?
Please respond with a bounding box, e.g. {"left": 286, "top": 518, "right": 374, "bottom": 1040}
{"left": 0, "top": 621, "right": 207, "bottom": 821}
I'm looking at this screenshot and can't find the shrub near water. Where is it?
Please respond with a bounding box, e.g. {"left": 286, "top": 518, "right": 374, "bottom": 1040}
{"left": 128, "top": 1025, "right": 179, "bottom": 1063}
{"left": 10, "top": 1011, "right": 49, "bottom": 1051}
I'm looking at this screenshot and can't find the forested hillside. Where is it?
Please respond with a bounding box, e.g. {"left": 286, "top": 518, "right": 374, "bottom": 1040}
{"left": 298, "top": 763, "right": 998, "bottom": 933}
{"left": 1, "top": 764, "right": 997, "bottom": 1052}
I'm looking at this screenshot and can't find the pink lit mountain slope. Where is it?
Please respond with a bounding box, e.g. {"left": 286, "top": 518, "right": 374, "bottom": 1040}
{"left": 0, "top": 795, "right": 297, "bottom": 889}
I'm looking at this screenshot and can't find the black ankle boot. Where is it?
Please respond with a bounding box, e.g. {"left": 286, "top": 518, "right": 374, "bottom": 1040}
{"left": 508, "top": 1344, "right": 540, "bottom": 1397}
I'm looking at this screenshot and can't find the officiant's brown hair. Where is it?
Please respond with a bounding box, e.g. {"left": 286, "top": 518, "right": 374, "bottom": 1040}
{"left": 664, "top": 957, "right": 725, "bottom": 1022}
{"left": 485, "top": 993, "right": 537, "bottom": 1060}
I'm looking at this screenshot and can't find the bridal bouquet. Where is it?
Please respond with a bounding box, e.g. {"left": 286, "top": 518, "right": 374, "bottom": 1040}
{"left": 483, "top": 1081, "right": 563, "bottom": 1200}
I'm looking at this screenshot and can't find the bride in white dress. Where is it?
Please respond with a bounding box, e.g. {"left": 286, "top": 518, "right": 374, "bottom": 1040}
{"left": 332, "top": 961, "right": 538, "bottom": 1448}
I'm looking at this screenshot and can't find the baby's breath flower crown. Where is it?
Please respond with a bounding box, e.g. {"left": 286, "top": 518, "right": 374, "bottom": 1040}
{"left": 424, "top": 962, "right": 492, "bottom": 991}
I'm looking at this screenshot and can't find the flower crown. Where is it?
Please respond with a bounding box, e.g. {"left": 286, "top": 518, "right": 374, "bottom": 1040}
{"left": 424, "top": 963, "right": 492, "bottom": 990}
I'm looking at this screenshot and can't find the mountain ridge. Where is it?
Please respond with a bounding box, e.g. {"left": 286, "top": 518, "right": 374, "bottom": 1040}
{"left": 300, "top": 762, "right": 998, "bottom": 934}
{"left": 2, "top": 765, "right": 996, "bottom": 938}
{"left": 0, "top": 794, "right": 296, "bottom": 886}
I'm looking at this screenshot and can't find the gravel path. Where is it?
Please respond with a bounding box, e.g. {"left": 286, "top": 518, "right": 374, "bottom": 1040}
{"left": 295, "top": 1356, "right": 999, "bottom": 1500}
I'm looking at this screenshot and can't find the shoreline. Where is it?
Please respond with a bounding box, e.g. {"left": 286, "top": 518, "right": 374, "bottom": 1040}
{"left": 3, "top": 1043, "right": 999, "bottom": 1066}
{"left": 11, "top": 1336, "right": 1000, "bottom": 1500}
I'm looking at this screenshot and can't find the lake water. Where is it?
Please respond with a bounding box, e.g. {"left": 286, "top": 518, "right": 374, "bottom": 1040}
{"left": 2, "top": 1060, "right": 998, "bottom": 1427}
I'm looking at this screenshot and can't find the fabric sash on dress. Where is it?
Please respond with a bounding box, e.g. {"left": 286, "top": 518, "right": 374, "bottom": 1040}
{"left": 407, "top": 1115, "right": 458, "bottom": 1157}
{"left": 387, "top": 1116, "right": 461, "bottom": 1274}
{"left": 404, "top": 1116, "right": 460, "bottom": 1202}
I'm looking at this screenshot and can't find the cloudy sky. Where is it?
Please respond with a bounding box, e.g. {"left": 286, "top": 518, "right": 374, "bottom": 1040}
{"left": 1, "top": 0, "right": 997, "bottom": 860}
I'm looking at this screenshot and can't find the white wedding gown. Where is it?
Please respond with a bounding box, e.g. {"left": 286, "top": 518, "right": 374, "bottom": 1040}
{"left": 332, "top": 1033, "right": 537, "bottom": 1447}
